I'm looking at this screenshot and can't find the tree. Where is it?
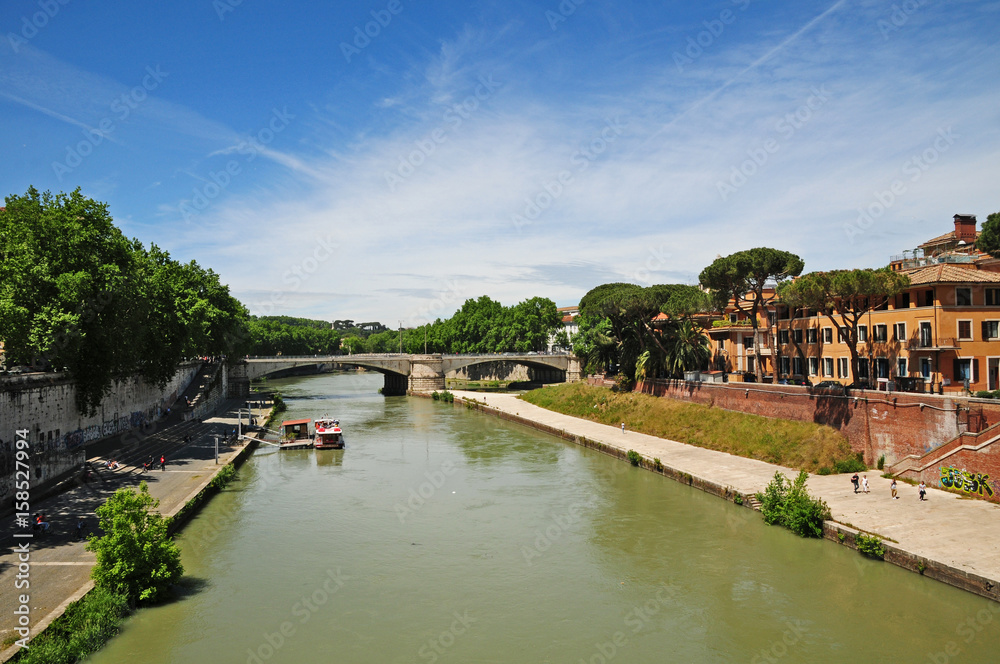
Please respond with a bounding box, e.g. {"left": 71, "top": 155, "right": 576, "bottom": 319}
{"left": 0, "top": 188, "right": 250, "bottom": 413}
{"left": 975, "top": 210, "right": 1000, "bottom": 257}
{"left": 699, "top": 248, "right": 804, "bottom": 381}
{"left": 87, "top": 482, "right": 183, "bottom": 605}
{"left": 0, "top": 188, "right": 145, "bottom": 413}
{"left": 778, "top": 269, "right": 910, "bottom": 385}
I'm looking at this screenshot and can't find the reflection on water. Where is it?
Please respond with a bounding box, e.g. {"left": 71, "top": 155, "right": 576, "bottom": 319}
{"left": 89, "top": 373, "right": 1000, "bottom": 663}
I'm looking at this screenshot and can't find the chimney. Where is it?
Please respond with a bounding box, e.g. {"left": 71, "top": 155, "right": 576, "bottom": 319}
{"left": 954, "top": 214, "right": 977, "bottom": 244}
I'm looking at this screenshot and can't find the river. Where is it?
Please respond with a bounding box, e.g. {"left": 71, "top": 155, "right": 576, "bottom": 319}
{"left": 88, "top": 372, "right": 999, "bottom": 663}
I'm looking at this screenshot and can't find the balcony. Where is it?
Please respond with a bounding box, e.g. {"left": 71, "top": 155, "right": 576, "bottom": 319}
{"left": 906, "top": 337, "right": 958, "bottom": 351}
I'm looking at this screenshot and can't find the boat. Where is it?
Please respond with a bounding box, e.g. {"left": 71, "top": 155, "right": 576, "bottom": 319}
{"left": 279, "top": 418, "right": 314, "bottom": 450}
{"left": 313, "top": 417, "right": 344, "bottom": 449}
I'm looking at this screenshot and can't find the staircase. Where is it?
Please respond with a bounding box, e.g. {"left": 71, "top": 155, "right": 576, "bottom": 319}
{"left": 178, "top": 362, "right": 222, "bottom": 419}
{"left": 744, "top": 494, "right": 762, "bottom": 511}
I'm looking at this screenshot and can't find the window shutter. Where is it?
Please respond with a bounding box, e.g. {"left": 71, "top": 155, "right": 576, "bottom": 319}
{"left": 983, "top": 321, "right": 989, "bottom": 340}
{"left": 974, "top": 359, "right": 980, "bottom": 383}
{"left": 953, "top": 358, "right": 960, "bottom": 381}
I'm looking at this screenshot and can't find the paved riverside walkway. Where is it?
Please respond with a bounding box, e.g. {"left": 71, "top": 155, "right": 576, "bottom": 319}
{"left": 453, "top": 390, "right": 1000, "bottom": 595}
{"left": 0, "top": 401, "right": 255, "bottom": 661}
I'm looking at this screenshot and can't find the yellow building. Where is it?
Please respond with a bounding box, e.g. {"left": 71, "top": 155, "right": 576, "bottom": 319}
{"left": 773, "top": 214, "right": 1000, "bottom": 393}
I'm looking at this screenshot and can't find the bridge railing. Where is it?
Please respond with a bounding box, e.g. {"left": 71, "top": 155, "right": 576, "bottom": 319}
{"left": 246, "top": 352, "right": 573, "bottom": 360}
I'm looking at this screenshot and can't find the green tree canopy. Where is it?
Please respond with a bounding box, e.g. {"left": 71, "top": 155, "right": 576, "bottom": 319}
{"left": 699, "top": 248, "right": 804, "bottom": 380}
{"left": 975, "top": 210, "right": 1000, "bottom": 257}
{"left": 0, "top": 187, "right": 249, "bottom": 413}
{"left": 777, "top": 268, "right": 910, "bottom": 383}
{"left": 87, "top": 482, "right": 183, "bottom": 605}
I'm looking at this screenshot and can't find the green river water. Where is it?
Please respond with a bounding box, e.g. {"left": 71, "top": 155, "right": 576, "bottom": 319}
{"left": 88, "top": 372, "right": 999, "bottom": 663}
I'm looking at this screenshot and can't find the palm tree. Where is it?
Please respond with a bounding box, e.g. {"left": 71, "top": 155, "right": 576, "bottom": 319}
{"left": 664, "top": 319, "right": 711, "bottom": 377}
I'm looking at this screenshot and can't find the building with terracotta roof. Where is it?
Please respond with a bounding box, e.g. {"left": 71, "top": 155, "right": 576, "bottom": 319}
{"left": 775, "top": 213, "right": 1000, "bottom": 393}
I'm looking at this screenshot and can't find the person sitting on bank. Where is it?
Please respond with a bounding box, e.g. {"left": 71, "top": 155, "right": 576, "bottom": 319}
{"left": 35, "top": 513, "right": 50, "bottom": 532}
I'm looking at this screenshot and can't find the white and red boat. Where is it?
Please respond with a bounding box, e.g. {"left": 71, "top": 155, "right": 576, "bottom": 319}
{"left": 313, "top": 418, "right": 344, "bottom": 449}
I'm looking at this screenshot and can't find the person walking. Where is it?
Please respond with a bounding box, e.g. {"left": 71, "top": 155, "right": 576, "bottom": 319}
{"left": 621, "top": 422, "right": 626, "bottom": 434}
{"left": 918, "top": 481, "right": 927, "bottom": 501}
{"left": 160, "top": 454, "right": 166, "bottom": 471}
{"left": 76, "top": 517, "right": 87, "bottom": 541}
{"left": 890, "top": 479, "right": 898, "bottom": 499}
{"left": 862, "top": 475, "right": 869, "bottom": 494}
{"left": 851, "top": 473, "right": 860, "bottom": 494}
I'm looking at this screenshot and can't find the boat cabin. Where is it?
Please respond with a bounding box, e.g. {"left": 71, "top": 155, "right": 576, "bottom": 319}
{"left": 281, "top": 419, "right": 311, "bottom": 441}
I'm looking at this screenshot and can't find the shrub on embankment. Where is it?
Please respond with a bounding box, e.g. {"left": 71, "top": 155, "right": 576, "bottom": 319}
{"left": 757, "top": 471, "right": 830, "bottom": 538}
{"left": 520, "top": 382, "right": 855, "bottom": 472}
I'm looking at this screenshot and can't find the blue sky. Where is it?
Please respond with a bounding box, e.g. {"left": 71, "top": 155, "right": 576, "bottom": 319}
{"left": 2, "top": 0, "right": 999, "bottom": 325}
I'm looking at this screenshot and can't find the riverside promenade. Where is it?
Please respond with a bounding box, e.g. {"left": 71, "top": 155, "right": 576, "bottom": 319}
{"left": 452, "top": 390, "right": 1000, "bottom": 601}
{"left": 0, "top": 401, "right": 258, "bottom": 662}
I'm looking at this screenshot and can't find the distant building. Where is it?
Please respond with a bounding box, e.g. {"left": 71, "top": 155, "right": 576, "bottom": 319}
{"left": 548, "top": 305, "right": 580, "bottom": 351}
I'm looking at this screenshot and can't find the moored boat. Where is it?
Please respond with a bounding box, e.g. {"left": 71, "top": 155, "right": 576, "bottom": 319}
{"left": 314, "top": 417, "right": 344, "bottom": 449}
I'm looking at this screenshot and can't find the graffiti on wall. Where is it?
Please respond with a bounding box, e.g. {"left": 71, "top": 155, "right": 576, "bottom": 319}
{"left": 939, "top": 466, "right": 995, "bottom": 497}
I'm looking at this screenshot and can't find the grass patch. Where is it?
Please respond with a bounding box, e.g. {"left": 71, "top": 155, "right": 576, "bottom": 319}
{"left": 520, "top": 383, "right": 854, "bottom": 472}
{"left": 9, "top": 587, "right": 129, "bottom": 664}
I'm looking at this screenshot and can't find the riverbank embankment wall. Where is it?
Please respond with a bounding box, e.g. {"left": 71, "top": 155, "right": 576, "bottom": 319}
{"left": 626, "top": 378, "right": 1000, "bottom": 464}
{"left": 0, "top": 363, "right": 204, "bottom": 505}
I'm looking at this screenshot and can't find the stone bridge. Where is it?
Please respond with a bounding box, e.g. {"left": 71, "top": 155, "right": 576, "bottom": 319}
{"left": 229, "top": 353, "right": 582, "bottom": 395}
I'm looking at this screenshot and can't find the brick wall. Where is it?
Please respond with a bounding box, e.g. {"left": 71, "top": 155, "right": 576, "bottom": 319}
{"left": 632, "top": 379, "right": 1000, "bottom": 466}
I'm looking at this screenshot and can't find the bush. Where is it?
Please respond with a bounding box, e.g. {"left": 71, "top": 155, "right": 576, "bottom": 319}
{"left": 613, "top": 373, "right": 634, "bottom": 392}
{"left": 876, "top": 454, "right": 885, "bottom": 471}
{"left": 756, "top": 471, "right": 831, "bottom": 538}
{"left": 856, "top": 533, "right": 885, "bottom": 559}
{"left": 653, "top": 457, "right": 663, "bottom": 472}
{"left": 209, "top": 463, "right": 237, "bottom": 490}
{"left": 833, "top": 455, "right": 867, "bottom": 474}
{"left": 817, "top": 466, "right": 832, "bottom": 476}
{"left": 431, "top": 391, "right": 440, "bottom": 401}
{"left": 87, "top": 481, "right": 183, "bottom": 604}
{"left": 626, "top": 449, "right": 642, "bottom": 466}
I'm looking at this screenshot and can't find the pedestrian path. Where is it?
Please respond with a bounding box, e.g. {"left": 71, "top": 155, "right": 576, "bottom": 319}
{"left": 456, "top": 391, "right": 1000, "bottom": 596}
{"left": 0, "top": 401, "right": 254, "bottom": 661}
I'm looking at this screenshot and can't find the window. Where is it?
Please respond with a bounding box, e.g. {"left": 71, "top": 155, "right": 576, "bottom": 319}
{"left": 983, "top": 321, "right": 999, "bottom": 340}
{"left": 919, "top": 321, "right": 933, "bottom": 347}
{"left": 873, "top": 324, "right": 888, "bottom": 342}
{"left": 823, "top": 358, "right": 833, "bottom": 377}
{"left": 956, "top": 288, "right": 972, "bottom": 306}
{"left": 924, "top": 289, "right": 935, "bottom": 307}
{"left": 893, "top": 323, "right": 906, "bottom": 342}
{"left": 954, "top": 358, "right": 977, "bottom": 384}
{"left": 987, "top": 289, "right": 1000, "bottom": 306}
{"left": 793, "top": 357, "right": 803, "bottom": 376}
{"left": 857, "top": 358, "right": 870, "bottom": 379}
{"left": 958, "top": 320, "right": 973, "bottom": 340}
{"left": 768, "top": 312, "right": 776, "bottom": 326}
{"left": 729, "top": 313, "right": 738, "bottom": 323}
{"left": 743, "top": 335, "right": 753, "bottom": 350}
{"left": 838, "top": 357, "right": 849, "bottom": 378}
{"left": 806, "top": 328, "right": 817, "bottom": 344}
{"left": 779, "top": 329, "right": 789, "bottom": 345}
{"left": 858, "top": 325, "right": 868, "bottom": 343}
{"left": 838, "top": 327, "right": 848, "bottom": 343}
{"left": 897, "top": 358, "right": 907, "bottom": 377}
{"left": 900, "top": 292, "right": 911, "bottom": 308}
{"left": 780, "top": 356, "right": 790, "bottom": 375}
{"left": 876, "top": 358, "right": 890, "bottom": 379}
{"left": 793, "top": 329, "right": 803, "bottom": 344}
{"left": 822, "top": 328, "right": 833, "bottom": 344}
{"left": 808, "top": 357, "right": 818, "bottom": 376}
{"left": 920, "top": 357, "right": 932, "bottom": 379}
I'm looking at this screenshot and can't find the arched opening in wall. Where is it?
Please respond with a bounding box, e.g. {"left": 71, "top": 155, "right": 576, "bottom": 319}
{"left": 445, "top": 360, "right": 566, "bottom": 391}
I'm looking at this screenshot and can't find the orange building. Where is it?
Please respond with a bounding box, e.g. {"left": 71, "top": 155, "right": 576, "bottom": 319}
{"left": 773, "top": 214, "right": 1000, "bottom": 393}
